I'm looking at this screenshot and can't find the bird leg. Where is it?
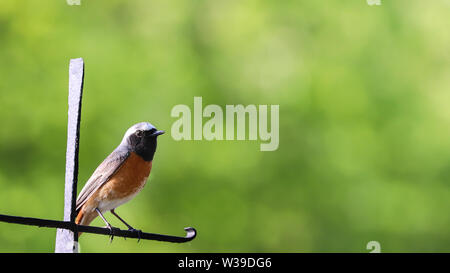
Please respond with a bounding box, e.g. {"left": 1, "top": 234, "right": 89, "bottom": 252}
{"left": 111, "top": 209, "right": 142, "bottom": 242}
{"left": 95, "top": 208, "right": 118, "bottom": 243}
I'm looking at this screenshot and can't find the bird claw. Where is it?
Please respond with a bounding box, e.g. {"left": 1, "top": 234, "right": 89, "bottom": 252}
{"left": 105, "top": 225, "right": 120, "bottom": 243}
{"left": 128, "top": 228, "right": 143, "bottom": 242}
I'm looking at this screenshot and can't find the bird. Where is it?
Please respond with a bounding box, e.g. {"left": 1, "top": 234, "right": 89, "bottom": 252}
{"left": 75, "top": 122, "right": 165, "bottom": 241}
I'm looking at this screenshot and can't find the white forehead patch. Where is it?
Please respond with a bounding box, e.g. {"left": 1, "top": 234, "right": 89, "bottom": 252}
{"left": 121, "top": 122, "right": 156, "bottom": 145}
{"left": 134, "top": 122, "right": 155, "bottom": 132}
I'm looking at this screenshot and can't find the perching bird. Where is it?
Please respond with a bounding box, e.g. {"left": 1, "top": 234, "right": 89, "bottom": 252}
{"left": 75, "top": 122, "right": 164, "bottom": 241}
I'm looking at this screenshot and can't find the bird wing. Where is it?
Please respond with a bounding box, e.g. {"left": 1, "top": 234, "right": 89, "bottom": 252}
{"left": 76, "top": 146, "right": 130, "bottom": 211}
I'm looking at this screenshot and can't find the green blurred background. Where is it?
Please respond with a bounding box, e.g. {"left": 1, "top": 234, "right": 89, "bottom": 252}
{"left": 0, "top": 0, "right": 449, "bottom": 252}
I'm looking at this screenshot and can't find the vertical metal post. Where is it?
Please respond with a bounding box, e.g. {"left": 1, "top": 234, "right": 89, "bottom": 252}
{"left": 55, "top": 58, "right": 84, "bottom": 253}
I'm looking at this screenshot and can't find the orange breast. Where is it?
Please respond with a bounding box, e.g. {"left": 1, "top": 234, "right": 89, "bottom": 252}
{"left": 98, "top": 152, "right": 152, "bottom": 200}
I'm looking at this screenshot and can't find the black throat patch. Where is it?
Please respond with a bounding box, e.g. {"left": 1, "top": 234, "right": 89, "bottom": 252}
{"left": 128, "top": 133, "right": 158, "bottom": 162}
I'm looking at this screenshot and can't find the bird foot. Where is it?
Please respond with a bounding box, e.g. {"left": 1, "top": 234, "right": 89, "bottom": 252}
{"left": 105, "top": 225, "right": 121, "bottom": 243}
{"left": 128, "top": 228, "right": 143, "bottom": 242}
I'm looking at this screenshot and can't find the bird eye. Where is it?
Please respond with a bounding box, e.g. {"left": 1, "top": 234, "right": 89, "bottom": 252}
{"left": 136, "top": 130, "right": 143, "bottom": 137}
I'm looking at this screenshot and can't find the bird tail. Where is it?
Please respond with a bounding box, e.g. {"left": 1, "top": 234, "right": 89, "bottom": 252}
{"left": 75, "top": 208, "right": 97, "bottom": 237}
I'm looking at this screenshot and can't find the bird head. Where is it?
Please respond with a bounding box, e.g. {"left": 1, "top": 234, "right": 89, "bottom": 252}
{"left": 121, "top": 122, "right": 165, "bottom": 160}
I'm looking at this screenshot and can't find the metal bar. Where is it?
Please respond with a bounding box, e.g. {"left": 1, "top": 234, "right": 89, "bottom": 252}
{"left": 55, "top": 58, "right": 85, "bottom": 252}
{"left": 0, "top": 214, "right": 196, "bottom": 243}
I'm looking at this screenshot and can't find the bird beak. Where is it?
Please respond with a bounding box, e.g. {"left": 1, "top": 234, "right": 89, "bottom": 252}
{"left": 151, "top": 130, "right": 165, "bottom": 136}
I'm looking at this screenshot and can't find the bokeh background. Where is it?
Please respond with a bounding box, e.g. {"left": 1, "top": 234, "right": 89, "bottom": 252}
{"left": 0, "top": 0, "right": 449, "bottom": 252}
